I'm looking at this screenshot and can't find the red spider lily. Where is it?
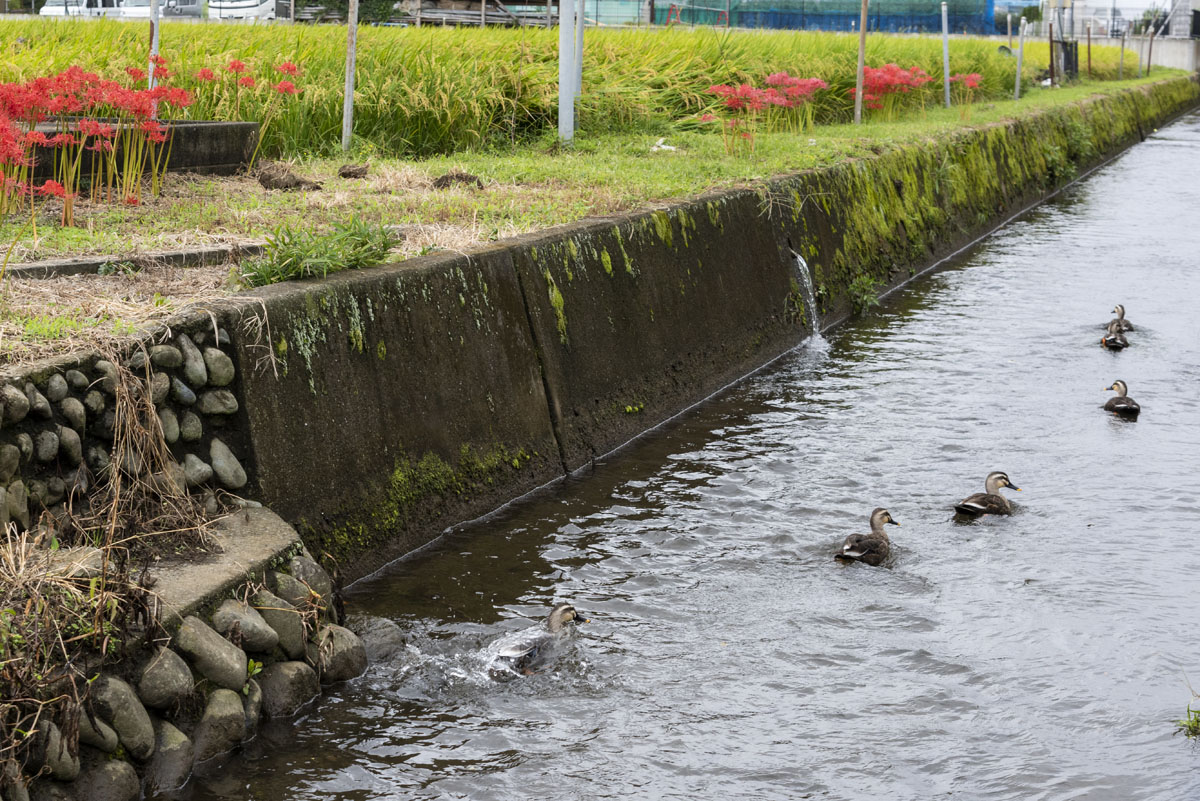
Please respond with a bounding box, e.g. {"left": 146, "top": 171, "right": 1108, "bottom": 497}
{"left": 238, "top": 76, "right": 256, "bottom": 89}
{"left": 154, "top": 67, "right": 172, "bottom": 81}
{"left": 126, "top": 67, "right": 147, "bottom": 82}
{"left": 77, "top": 119, "right": 116, "bottom": 138}
{"left": 698, "top": 113, "right": 717, "bottom": 122}
{"left": 196, "top": 68, "right": 216, "bottom": 82}
{"left": 276, "top": 62, "right": 300, "bottom": 76}
{"left": 272, "top": 80, "right": 299, "bottom": 95}
{"left": 37, "top": 179, "right": 67, "bottom": 198}
{"left": 226, "top": 60, "right": 248, "bottom": 74}
{"left": 24, "top": 131, "right": 49, "bottom": 146}
{"left": 950, "top": 72, "right": 983, "bottom": 90}
{"left": 149, "top": 54, "right": 168, "bottom": 67}
{"left": 87, "top": 140, "right": 115, "bottom": 153}
{"left": 124, "top": 195, "right": 140, "bottom": 205}
{"left": 46, "top": 133, "right": 77, "bottom": 148}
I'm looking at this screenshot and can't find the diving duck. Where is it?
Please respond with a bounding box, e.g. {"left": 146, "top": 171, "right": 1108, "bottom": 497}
{"left": 487, "top": 603, "right": 588, "bottom": 677}
{"left": 954, "top": 471, "right": 1021, "bottom": 517}
{"left": 1104, "top": 380, "right": 1140, "bottom": 420}
{"left": 1109, "top": 304, "right": 1135, "bottom": 332}
{"left": 834, "top": 508, "right": 899, "bottom": 567}
{"left": 1101, "top": 319, "right": 1128, "bottom": 351}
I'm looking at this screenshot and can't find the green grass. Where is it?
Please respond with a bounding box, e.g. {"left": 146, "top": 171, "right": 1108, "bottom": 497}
{"left": 0, "top": 74, "right": 1181, "bottom": 266}
{"left": 1178, "top": 704, "right": 1200, "bottom": 737}
{"left": 0, "top": 19, "right": 1141, "bottom": 158}
{"left": 239, "top": 218, "right": 398, "bottom": 287}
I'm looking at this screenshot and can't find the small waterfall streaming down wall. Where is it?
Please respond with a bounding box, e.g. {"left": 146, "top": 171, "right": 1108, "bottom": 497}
{"left": 791, "top": 250, "right": 828, "bottom": 349}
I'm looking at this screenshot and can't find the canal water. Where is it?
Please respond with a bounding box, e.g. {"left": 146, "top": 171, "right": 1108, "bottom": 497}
{"left": 191, "top": 113, "right": 1200, "bottom": 800}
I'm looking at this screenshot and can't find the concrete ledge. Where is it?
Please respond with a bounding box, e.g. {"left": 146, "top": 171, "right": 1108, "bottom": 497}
{"left": 9, "top": 242, "right": 263, "bottom": 279}
{"left": 149, "top": 507, "right": 301, "bottom": 628}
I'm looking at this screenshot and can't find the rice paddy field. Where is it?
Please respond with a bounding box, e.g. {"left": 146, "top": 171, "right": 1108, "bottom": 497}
{"left": 0, "top": 19, "right": 1139, "bottom": 157}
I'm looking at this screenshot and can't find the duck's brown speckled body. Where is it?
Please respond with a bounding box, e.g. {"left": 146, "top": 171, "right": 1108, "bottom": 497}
{"left": 1104, "top": 380, "right": 1140, "bottom": 420}
{"left": 954, "top": 471, "right": 1021, "bottom": 517}
{"left": 835, "top": 508, "right": 899, "bottom": 567}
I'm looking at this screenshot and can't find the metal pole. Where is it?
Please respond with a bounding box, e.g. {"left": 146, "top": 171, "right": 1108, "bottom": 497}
{"left": 290, "top": 0, "right": 295, "bottom": 22}
{"left": 558, "top": 0, "right": 576, "bottom": 140}
{"left": 574, "top": 0, "right": 583, "bottom": 99}
{"left": 148, "top": 0, "right": 161, "bottom": 90}
{"left": 1015, "top": 17, "right": 1027, "bottom": 99}
{"left": 546, "top": 0, "right": 551, "bottom": 28}
{"left": 853, "top": 0, "right": 867, "bottom": 123}
{"left": 1049, "top": 21, "right": 1055, "bottom": 85}
{"left": 724, "top": 0, "right": 729, "bottom": 26}
{"left": 341, "top": 0, "right": 359, "bottom": 152}
{"left": 1087, "top": 23, "right": 1091, "bottom": 77}
{"left": 941, "top": 2, "right": 950, "bottom": 108}
{"left": 1007, "top": 12, "right": 1012, "bottom": 47}
{"left": 480, "top": 0, "right": 486, "bottom": 26}
{"left": 1118, "top": 29, "right": 1125, "bottom": 79}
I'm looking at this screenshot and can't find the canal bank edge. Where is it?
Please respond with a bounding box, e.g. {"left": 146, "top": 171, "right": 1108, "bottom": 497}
{"left": 219, "top": 76, "right": 1196, "bottom": 583}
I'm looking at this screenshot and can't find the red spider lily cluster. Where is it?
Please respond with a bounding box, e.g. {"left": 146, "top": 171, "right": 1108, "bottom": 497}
{"left": 848, "top": 63, "right": 934, "bottom": 115}
{"left": 948, "top": 72, "right": 983, "bottom": 119}
{"left": 1, "top": 56, "right": 303, "bottom": 228}
{"left": 0, "top": 65, "right": 193, "bottom": 224}
{"left": 703, "top": 72, "right": 829, "bottom": 155}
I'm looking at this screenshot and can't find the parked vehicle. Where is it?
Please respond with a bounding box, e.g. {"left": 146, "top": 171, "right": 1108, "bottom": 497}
{"left": 208, "top": 0, "right": 276, "bottom": 19}
{"left": 39, "top": 0, "right": 119, "bottom": 16}
{"left": 116, "top": 0, "right": 201, "bottom": 17}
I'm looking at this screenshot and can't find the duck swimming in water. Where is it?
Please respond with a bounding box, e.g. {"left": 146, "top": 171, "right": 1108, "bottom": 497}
{"left": 1101, "top": 319, "right": 1129, "bottom": 351}
{"left": 1109, "top": 304, "right": 1135, "bottom": 332}
{"left": 1104, "top": 380, "right": 1140, "bottom": 420}
{"left": 954, "top": 471, "right": 1021, "bottom": 517}
{"left": 487, "top": 603, "right": 588, "bottom": 677}
{"left": 834, "top": 508, "right": 899, "bottom": 567}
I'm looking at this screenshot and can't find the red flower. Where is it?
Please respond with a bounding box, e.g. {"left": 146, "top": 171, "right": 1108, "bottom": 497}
{"left": 238, "top": 76, "right": 256, "bottom": 88}
{"left": 46, "top": 132, "right": 77, "bottom": 148}
{"left": 226, "top": 59, "right": 248, "bottom": 74}
{"left": 37, "top": 179, "right": 66, "bottom": 198}
{"left": 698, "top": 113, "right": 716, "bottom": 122}
{"left": 196, "top": 68, "right": 216, "bottom": 82}
{"left": 272, "top": 80, "right": 299, "bottom": 95}
{"left": 154, "top": 67, "right": 172, "bottom": 81}
{"left": 276, "top": 62, "right": 300, "bottom": 75}
{"left": 126, "top": 67, "right": 147, "bottom": 82}
{"left": 78, "top": 119, "right": 116, "bottom": 138}
{"left": 149, "top": 54, "right": 167, "bottom": 67}
{"left": 124, "top": 195, "right": 140, "bottom": 205}
{"left": 24, "top": 131, "right": 49, "bottom": 146}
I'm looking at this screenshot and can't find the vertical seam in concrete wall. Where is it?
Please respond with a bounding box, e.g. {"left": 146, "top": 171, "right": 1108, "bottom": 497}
{"left": 509, "top": 256, "right": 571, "bottom": 475}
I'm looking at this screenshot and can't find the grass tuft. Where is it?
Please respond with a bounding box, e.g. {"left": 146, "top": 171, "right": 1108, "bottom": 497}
{"left": 238, "top": 218, "right": 399, "bottom": 287}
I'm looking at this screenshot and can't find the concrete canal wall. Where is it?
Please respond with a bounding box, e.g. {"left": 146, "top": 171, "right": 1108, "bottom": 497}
{"left": 0, "top": 79, "right": 1194, "bottom": 587}
{"left": 211, "top": 76, "right": 1198, "bottom": 582}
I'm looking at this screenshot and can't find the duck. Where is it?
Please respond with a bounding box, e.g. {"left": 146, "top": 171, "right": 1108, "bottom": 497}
{"left": 1103, "top": 380, "right": 1140, "bottom": 420}
{"left": 834, "top": 508, "right": 899, "bottom": 566}
{"left": 1101, "top": 319, "right": 1128, "bottom": 351}
{"left": 954, "top": 471, "right": 1021, "bottom": 517}
{"left": 487, "top": 603, "right": 588, "bottom": 677}
{"left": 1109, "top": 304, "right": 1135, "bottom": 332}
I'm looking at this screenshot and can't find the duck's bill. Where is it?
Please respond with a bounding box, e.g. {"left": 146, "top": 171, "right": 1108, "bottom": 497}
{"left": 889, "top": 519, "right": 900, "bottom": 526}
{"left": 1011, "top": 486, "right": 1022, "bottom": 491}
{"left": 575, "top": 616, "right": 590, "bottom": 625}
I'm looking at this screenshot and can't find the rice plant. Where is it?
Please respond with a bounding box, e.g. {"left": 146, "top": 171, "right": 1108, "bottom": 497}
{"left": 0, "top": 19, "right": 1146, "bottom": 159}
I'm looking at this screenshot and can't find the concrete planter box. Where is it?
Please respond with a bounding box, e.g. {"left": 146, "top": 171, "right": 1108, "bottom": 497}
{"left": 31, "top": 118, "right": 260, "bottom": 179}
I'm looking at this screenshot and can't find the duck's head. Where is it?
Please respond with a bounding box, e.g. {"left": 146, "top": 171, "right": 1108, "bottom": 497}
{"left": 1106, "top": 380, "right": 1129, "bottom": 397}
{"left": 546, "top": 603, "right": 588, "bottom": 633}
{"left": 985, "top": 471, "right": 1021, "bottom": 493}
{"left": 1113, "top": 304, "right": 1126, "bottom": 319}
{"left": 870, "top": 507, "right": 899, "bottom": 528}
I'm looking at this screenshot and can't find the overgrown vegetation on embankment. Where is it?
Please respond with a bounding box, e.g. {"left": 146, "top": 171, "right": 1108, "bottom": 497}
{"left": 1, "top": 20, "right": 1137, "bottom": 157}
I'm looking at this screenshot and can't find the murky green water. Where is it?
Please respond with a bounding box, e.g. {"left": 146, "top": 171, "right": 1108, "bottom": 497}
{"left": 189, "top": 113, "right": 1200, "bottom": 800}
